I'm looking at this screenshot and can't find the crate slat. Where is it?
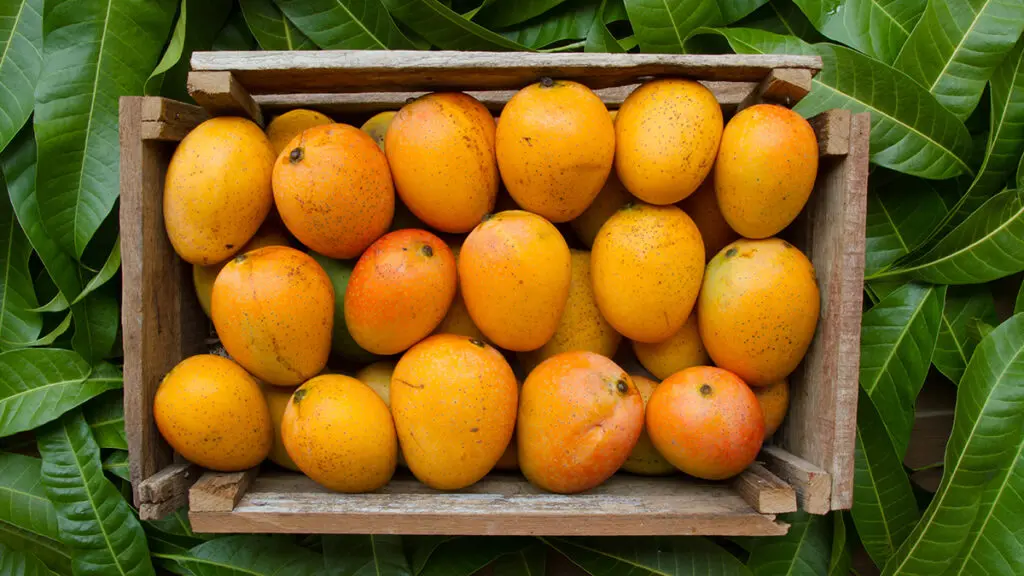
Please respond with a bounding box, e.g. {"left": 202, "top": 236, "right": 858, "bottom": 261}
{"left": 732, "top": 463, "right": 797, "bottom": 514}
{"left": 760, "top": 445, "right": 832, "bottom": 514}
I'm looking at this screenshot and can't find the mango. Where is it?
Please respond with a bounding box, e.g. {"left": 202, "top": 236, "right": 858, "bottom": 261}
{"left": 698, "top": 238, "right": 820, "bottom": 386}
{"left": 615, "top": 79, "right": 722, "bottom": 205}
{"left": 309, "top": 253, "right": 381, "bottom": 365}
{"left": 433, "top": 245, "right": 488, "bottom": 342}
{"left": 212, "top": 246, "right": 334, "bottom": 386}
{"left": 391, "top": 334, "right": 518, "bottom": 490}
{"left": 262, "top": 383, "right": 299, "bottom": 471}
{"left": 164, "top": 117, "right": 275, "bottom": 265}
{"left": 715, "top": 104, "right": 818, "bottom": 238}
{"left": 272, "top": 123, "right": 394, "bottom": 259}
{"left": 356, "top": 361, "right": 396, "bottom": 407}
{"left": 387, "top": 93, "right": 498, "bottom": 232}
{"left": 496, "top": 79, "right": 615, "bottom": 222}
{"left": 360, "top": 111, "right": 396, "bottom": 150}
{"left": 570, "top": 172, "right": 631, "bottom": 248}
{"left": 755, "top": 379, "right": 790, "bottom": 439}
{"left": 592, "top": 203, "right": 704, "bottom": 343}
{"left": 632, "top": 310, "right": 709, "bottom": 380}
{"left": 460, "top": 211, "right": 572, "bottom": 351}
{"left": 266, "top": 109, "right": 333, "bottom": 156}
{"left": 678, "top": 176, "right": 739, "bottom": 261}
{"left": 621, "top": 375, "right": 675, "bottom": 476}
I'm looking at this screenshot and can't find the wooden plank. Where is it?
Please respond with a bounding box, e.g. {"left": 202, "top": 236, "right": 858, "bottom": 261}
{"left": 189, "top": 472, "right": 790, "bottom": 536}
{"left": 736, "top": 68, "right": 814, "bottom": 111}
{"left": 190, "top": 51, "right": 822, "bottom": 93}
{"left": 189, "top": 469, "right": 258, "bottom": 512}
{"left": 140, "top": 121, "right": 194, "bottom": 142}
{"left": 760, "top": 445, "right": 832, "bottom": 514}
{"left": 732, "top": 463, "right": 797, "bottom": 514}
{"left": 187, "top": 71, "right": 263, "bottom": 125}
{"left": 120, "top": 96, "right": 209, "bottom": 506}
{"left": 809, "top": 109, "right": 852, "bottom": 157}
{"left": 139, "top": 98, "right": 208, "bottom": 142}
{"left": 777, "top": 112, "right": 870, "bottom": 510}
{"left": 137, "top": 462, "right": 201, "bottom": 520}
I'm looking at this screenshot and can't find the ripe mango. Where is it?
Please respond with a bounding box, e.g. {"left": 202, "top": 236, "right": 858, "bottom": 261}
{"left": 433, "top": 245, "right": 488, "bottom": 342}
{"left": 496, "top": 79, "right": 615, "bottom": 222}
{"left": 755, "top": 379, "right": 790, "bottom": 439}
{"left": 309, "top": 252, "right": 380, "bottom": 365}
{"left": 570, "top": 172, "right": 631, "bottom": 248}
{"left": 698, "top": 238, "right": 820, "bottom": 386}
{"left": 360, "top": 111, "right": 396, "bottom": 150}
{"left": 459, "top": 211, "right": 571, "bottom": 351}
{"left": 265, "top": 109, "right": 333, "bottom": 156}
{"left": 678, "top": 176, "right": 738, "bottom": 262}
{"left": 164, "top": 117, "right": 275, "bottom": 265}
{"left": 262, "top": 383, "right": 299, "bottom": 471}
{"left": 621, "top": 375, "right": 675, "bottom": 476}
{"left": 632, "top": 310, "right": 709, "bottom": 380}
{"left": 386, "top": 93, "right": 498, "bottom": 232}
{"left": 212, "top": 246, "right": 334, "bottom": 386}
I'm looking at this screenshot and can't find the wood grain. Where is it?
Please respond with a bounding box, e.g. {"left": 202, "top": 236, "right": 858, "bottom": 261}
{"left": 732, "top": 463, "right": 797, "bottom": 514}
{"left": 760, "top": 445, "right": 832, "bottom": 514}
{"left": 187, "top": 71, "right": 263, "bottom": 125}
{"left": 737, "top": 68, "right": 814, "bottom": 111}
{"left": 137, "top": 462, "right": 201, "bottom": 520}
{"left": 189, "top": 469, "right": 258, "bottom": 513}
{"left": 190, "top": 51, "right": 822, "bottom": 93}
{"left": 810, "top": 109, "right": 852, "bottom": 157}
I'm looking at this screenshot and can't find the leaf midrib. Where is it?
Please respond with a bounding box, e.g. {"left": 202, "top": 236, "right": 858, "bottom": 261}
{"left": 927, "top": 0, "right": 989, "bottom": 93}
{"left": 0, "top": 373, "right": 114, "bottom": 409}
{"left": 857, "top": 426, "right": 898, "bottom": 558}
{"left": 543, "top": 537, "right": 669, "bottom": 575}
{"left": 0, "top": 0, "right": 28, "bottom": 75}
{"left": 331, "top": 0, "right": 386, "bottom": 49}
{"left": 861, "top": 286, "right": 934, "bottom": 398}
{"left": 0, "top": 208, "right": 15, "bottom": 339}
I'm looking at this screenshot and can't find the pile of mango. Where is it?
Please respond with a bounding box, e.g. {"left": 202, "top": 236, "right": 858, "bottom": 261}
{"left": 155, "top": 78, "right": 820, "bottom": 495}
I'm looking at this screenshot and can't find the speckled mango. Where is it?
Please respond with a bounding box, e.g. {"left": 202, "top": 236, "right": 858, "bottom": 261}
{"left": 459, "top": 211, "right": 571, "bottom": 351}
{"left": 518, "top": 250, "right": 621, "bottom": 373}
{"left": 390, "top": 334, "right": 518, "bottom": 490}
{"left": 345, "top": 229, "right": 457, "bottom": 355}
{"left": 212, "top": 246, "right": 334, "bottom": 386}
{"left": 678, "top": 176, "right": 739, "bottom": 262}
{"left": 154, "top": 354, "right": 272, "bottom": 471}
{"left": 272, "top": 123, "right": 394, "bottom": 259}
{"left": 309, "top": 252, "right": 381, "bottom": 365}
{"left": 433, "top": 244, "right": 488, "bottom": 342}
{"left": 496, "top": 79, "right": 615, "bottom": 222}
{"left": 282, "top": 374, "right": 397, "bottom": 493}
{"left": 698, "top": 238, "right": 820, "bottom": 386}
{"left": 592, "top": 203, "right": 704, "bottom": 343}
{"left": 715, "top": 104, "right": 818, "bottom": 239}
{"left": 755, "top": 379, "right": 790, "bottom": 439}
{"left": 632, "top": 310, "right": 709, "bottom": 380}
{"left": 518, "top": 351, "right": 643, "bottom": 494}
{"left": 386, "top": 93, "right": 498, "bottom": 233}
{"left": 570, "top": 172, "right": 632, "bottom": 248}
{"left": 265, "top": 109, "right": 333, "bottom": 156}
{"left": 164, "top": 117, "right": 276, "bottom": 265}
{"left": 615, "top": 79, "right": 722, "bottom": 205}
{"left": 360, "top": 111, "right": 396, "bottom": 150}
{"left": 262, "top": 383, "right": 300, "bottom": 471}
{"left": 621, "top": 375, "right": 675, "bottom": 476}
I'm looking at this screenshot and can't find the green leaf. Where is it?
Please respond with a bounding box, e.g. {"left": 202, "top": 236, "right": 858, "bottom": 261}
{"left": 718, "top": 0, "right": 769, "bottom": 23}
{"left": 475, "top": 0, "right": 571, "bottom": 28}
{"left": 626, "top": 0, "right": 723, "bottom": 53}
{"left": 0, "top": 0, "right": 42, "bottom": 156}
{"left": 0, "top": 348, "right": 121, "bottom": 437}
{"left": 892, "top": 0, "right": 1024, "bottom": 120}
{"left": 275, "top": 0, "right": 415, "bottom": 49}
{"left": 545, "top": 536, "right": 750, "bottom": 575}
{"left": 145, "top": 508, "right": 200, "bottom": 542}
{"left": 0, "top": 452, "right": 59, "bottom": 541}
{"left": 859, "top": 282, "right": 946, "bottom": 455}
{"left": 31, "top": 237, "right": 122, "bottom": 315}
{"left": 6, "top": 312, "right": 71, "bottom": 348}
{"left": 240, "top": 0, "right": 316, "bottom": 50}
{"left": 865, "top": 172, "right": 950, "bottom": 276}
{"left": 0, "top": 177, "right": 41, "bottom": 349}
{"left": 735, "top": 1, "right": 825, "bottom": 42}
{"left": 746, "top": 510, "right": 830, "bottom": 575}
{"left": 406, "top": 536, "right": 455, "bottom": 575}
{"left": 1016, "top": 280, "right": 1023, "bottom": 314}
{"left": 212, "top": 8, "right": 259, "bottom": 50}
{"left": 324, "top": 535, "right": 412, "bottom": 576}
{"left": 500, "top": 0, "right": 597, "bottom": 49}
{"left": 101, "top": 451, "right": 128, "bottom": 482}
{"left": 867, "top": 189, "right": 1024, "bottom": 284}
{"left": 146, "top": 0, "right": 233, "bottom": 102}
{"left": 381, "top": 0, "right": 527, "bottom": 50}
{"left": 0, "top": 519, "right": 71, "bottom": 575}
{"left": 828, "top": 513, "right": 850, "bottom": 576}
{"left": 167, "top": 535, "right": 324, "bottom": 575}
{"left": 790, "top": 0, "right": 925, "bottom": 63}
{"left": 585, "top": 0, "right": 624, "bottom": 52}
{"left": 0, "top": 542, "right": 56, "bottom": 576}
{"left": 688, "top": 28, "right": 974, "bottom": 179}
{"left": 934, "top": 285, "right": 998, "bottom": 384}
{"left": 70, "top": 281, "right": 119, "bottom": 363}
{"left": 851, "top": 389, "right": 920, "bottom": 568}
{"left": 33, "top": 0, "right": 177, "bottom": 259}
{"left": 37, "top": 410, "right": 154, "bottom": 576}
{"left": 492, "top": 544, "right": 547, "bottom": 576}
{"left": 419, "top": 537, "right": 533, "bottom": 576}
{"left": 882, "top": 314, "right": 1024, "bottom": 575}
{"left": 83, "top": 390, "right": 125, "bottom": 451}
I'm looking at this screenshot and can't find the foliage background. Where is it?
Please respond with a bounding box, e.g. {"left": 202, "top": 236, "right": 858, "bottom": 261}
{"left": 1, "top": 0, "right": 1023, "bottom": 574}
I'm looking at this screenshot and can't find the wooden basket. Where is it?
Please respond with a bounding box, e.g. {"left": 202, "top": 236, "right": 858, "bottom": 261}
{"left": 119, "top": 51, "right": 869, "bottom": 537}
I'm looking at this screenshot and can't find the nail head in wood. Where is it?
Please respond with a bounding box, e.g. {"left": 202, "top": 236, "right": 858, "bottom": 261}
{"left": 732, "top": 463, "right": 798, "bottom": 514}
{"left": 187, "top": 71, "right": 264, "bottom": 126}
{"left": 189, "top": 469, "right": 258, "bottom": 513}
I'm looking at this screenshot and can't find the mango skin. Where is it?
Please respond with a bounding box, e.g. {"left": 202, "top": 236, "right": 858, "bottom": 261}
{"left": 433, "top": 245, "right": 489, "bottom": 343}
{"left": 360, "top": 111, "right": 396, "bottom": 150}
{"left": 615, "top": 79, "right": 723, "bottom": 205}
{"left": 154, "top": 354, "right": 272, "bottom": 472}
{"left": 164, "top": 116, "right": 276, "bottom": 265}
{"left": 621, "top": 375, "right": 675, "bottom": 476}
{"left": 715, "top": 104, "right": 818, "bottom": 239}
{"left": 309, "top": 253, "right": 381, "bottom": 365}
{"left": 212, "top": 246, "right": 334, "bottom": 386}
{"left": 266, "top": 109, "right": 333, "bottom": 156}
{"left": 518, "top": 250, "right": 621, "bottom": 373}
{"left": 390, "top": 334, "right": 518, "bottom": 490}
{"left": 272, "top": 123, "right": 394, "bottom": 259}
{"left": 632, "top": 310, "right": 709, "bottom": 380}
{"left": 755, "top": 379, "right": 790, "bottom": 439}
{"left": 262, "top": 383, "right": 300, "bottom": 471}
{"left": 496, "top": 80, "right": 615, "bottom": 222}
{"left": 570, "top": 172, "right": 632, "bottom": 248}
{"left": 282, "top": 374, "right": 397, "bottom": 493}
{"left": 698, "top": 238, "right": 820, "bottom": 386}
{"left": 678, "top": 176, "right": 739, "bottom": 262}
{"left": 387, "top": 93, "right": 498, "bottom": 233}
{"left": 592, "top": 203, "right": 705, "bottom": 343}
{"left": 460, "top": 211, "right": 572, "bottom": 351}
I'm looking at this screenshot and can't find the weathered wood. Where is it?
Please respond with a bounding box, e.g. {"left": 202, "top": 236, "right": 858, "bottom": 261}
{"left": 736, "top": 68, "right": 813, "bottom": 111}
{"left": 778, "top": 112, "right": 870, "bottom": 510}
{"left": 732, "top": 463, "right": 798, "bottom": 514}
{"left": 140, "top": 121, "right": 194, "bottom": 142}
{"left": 120, "top": 97, "right": 209, "bottom": 506}
{"left": 187, "top": 71, "right": 263, "bottom": 125}
{"left": 141, "top": 97, "right": 208, "bottom": 128}
{"left": 190, "top": 51, "right": 821, "bottom": 93}
{"left": 189, "top": 469, "right": 258, "bottom": 513}
{"left": 810, "top": 109, "right": 852, "bottom": 157}
{"left": 189, "top": 471, "right": 790, "bottom": 536}
{"left": 137, "top": 462, "right": 201, "bottom": 520}
{"left": 760, "top": 445, "right": 832, "bottom": 514}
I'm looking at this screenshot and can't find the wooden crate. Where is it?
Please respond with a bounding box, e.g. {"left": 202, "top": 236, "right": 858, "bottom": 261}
{"left": 120, "top": 51, "right": 869, "bottom": 536}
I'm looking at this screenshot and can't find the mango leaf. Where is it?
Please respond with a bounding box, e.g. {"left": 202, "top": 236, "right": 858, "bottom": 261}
{"left": 33, "top": 0, "right": 177, "bottom": 259}
{"left": 735, "top": 1, "right": 825, "bottom": 42}
{"left": 500, "top": 0, "right": 597, "bottom": 49}
{"left": 882, "top": 314, "right": 1024, "bottom": 575}
{"left": 746, "top": 510, "right": 830, "bottom": 574}
{"left": 0, "top": 0, "right": 42, "bottom": 156}
{"left": 828, "top": 513, "right": 851, "bottom": 576}
{"left": 70, "top": 280, "right": 119, "bottom": 363}
{"left": 101, "top": 451, "right": 128, "bottom": 482}
{"left": 585, "top": 0, "right": 624, "bottom": 53}
{"left": 37, "top": 410, "right": 154, "bottom": 576}
{"left": 0, "top": 177, "right": 41, "bottom": 349}
{"left": 851, "top": 389, "right": 920, "bottom": 568}
{"left": 626, "top": 0, "right": 722, "bottom": 53}
{"left": 492, "top": 544, "right": 547, "bottom": 576}
{"left": 545, "top": 536, "right": 750, "bottom": 575}
{"left": 0, "top": 348, "right": 121, "bottom": 437}
{"left": 475, "top": 0, "right": 571, "bottom": 28}
{"left": 406, "top": 536, "right": 455, "bottom": 575}
{"left": 240, "top": 0, "right": 316, "bottom": 50}
{"left": 418, "top": 537, "right": 532, "bottom": 576}
{"left": 865, "top": 171, "right": 950, "bottom": 276}
{"left": 867, "top": 189, "right": 1024, "bottom": 285}
{"left": 30, "top": 238, "right": 121, "bottom": 318}
{"left": 165, "top": 535, "right": 324, "bottom": 575}
{"left": 1016, "top": 280, "right": 1023, "bottom": 314}
{"left": 381, "top": 0, "right": 527, "bottom": 50}
{"left": 145, "top": 508, "right": 201, "bottom": 543}
{"left": 0, "top": 452, "right": 59, "bottom": 542}
{"left": 324, "top": 535, "right": 412, "bottom": 576}
{"left": 146, "top": 0, "right": 233, "bottom": 102}
{"left": 892, "top": 0, "right": 1024, "bottom": 120}
{"left": 688, "top": 28, "right": 974, "bottom": 180}
{"left": 0, "top": 519, "right": 71, "bottom": 576}
{"left": 83, "top": 390, "right": 125, "bottom": 451}
{"left": 790, "top": 0, "right": 925, "bottom": 63}
{"left": 934, "top": 285, "right": 998, "bottom": 384}
{"left": 212, "top": 8, "right": 259, "bottom": 50}
{"left": 718, "top": 0, "right": 769, "bottom": 23}
{"left": 0, "top": 542, "right": 55, "bottom": 576}
{"left": 275, "top": 0, "right": 415, "bottom": 49}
